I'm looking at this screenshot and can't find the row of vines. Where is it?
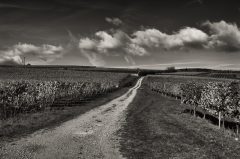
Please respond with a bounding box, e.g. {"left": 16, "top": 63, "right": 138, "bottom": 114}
{"left": 147, "top": 75, "right": 240, "bottom": 130}
{"left": 201, "top": 73, "right": 238, "bottom": 79}
{"left": 0, "top": 72, "right": 129, "bottom": 119}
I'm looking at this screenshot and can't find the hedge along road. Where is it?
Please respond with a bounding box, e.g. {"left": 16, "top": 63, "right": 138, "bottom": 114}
{"left": 0, "top": 77, "right": 144, "bottom": 159}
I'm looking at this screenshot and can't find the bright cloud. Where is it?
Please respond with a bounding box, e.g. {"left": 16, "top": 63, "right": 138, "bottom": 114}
{"left": 79, "top": 30, "right": 129, "bottom": 53}
{"left": 0, "top": 43, "right": 63, "bottom": 64}
{"left": 131, "top": 27, "right": 208, "bottom": 49}
{"left": 78, "top": 24, "right": 211, "bottom": 65}
{"left": 96, "top": 31, "right": 123, "bottom": 51}
{"left": 79, "top": 38, "right": 97, "bottom": 50}
{"left": 78, "top": 29, "right": 149, "bottom": 65}
{"left": 125, "top": 43, "right": 147, "bottom": 56}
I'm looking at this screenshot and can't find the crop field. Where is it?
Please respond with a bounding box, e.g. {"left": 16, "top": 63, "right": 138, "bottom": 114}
{"left": 0, "top": 67, "right": 127, "bottom": 81}
{"left": 0, "top": 67, "right": 132, "bottom": 119}
{"left": 159, "top": 71, "right": 209, "bottom": 76}
{"left": 160, "top": 71, "right": 240, "bottom": 80}
{"left": 200, "top": 73, "right": 239, "bottom": 79}
{"left": 147, "top": 75, "right": 240, "bottom": 131}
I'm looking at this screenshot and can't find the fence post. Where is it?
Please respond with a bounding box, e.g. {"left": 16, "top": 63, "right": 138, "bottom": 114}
{"left": 218, "top": 111, "right": 221, "bottom": 129}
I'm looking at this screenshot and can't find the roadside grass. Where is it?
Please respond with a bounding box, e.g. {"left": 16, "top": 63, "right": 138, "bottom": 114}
{"left": 119, "top": 83, "right": 240, "bottom": 159}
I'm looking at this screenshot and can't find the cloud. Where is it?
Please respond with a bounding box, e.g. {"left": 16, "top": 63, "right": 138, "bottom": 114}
{"left": 77, "top": 20, "right": 240, "bottom": 66}
{"left": 96, "top": 31, "right": 124, "bottom": 51}
{"left": 79, "top": 29, "right": 147, "bottom": 56}
{"left": 61, "top": 30, "right": 105, "bottom": 66}
{"left": 41, "top": 45, "right": 63, "bottom": 55}
{"left": 203, "top": 20, "right": 240, "bottom": 51}
{"left": 81, "top": 50, "right": 106, "bottom": 66}
{"left": 79, "top": 38, "right": 97, "bottom": 50}
{"left": 0, "top": 43, "right": 63, "bottom": 64}
{"left": 2, "top": 20, "right": 235, "bottom": 66}
{"left": 78, "top": 36, "right": 107, "bottom": 66}
{"left": 105, "top": 17, "right": 123, "bottom": 26}
{"left": 78, "top": 29, "right": 149, "bottom": 65}
{"left": 0, "top": 55, "right": 22, "bottom": 65}
{"left": 124, "top": 55, "right": 136, "bottom": 65}
{"left": 125, "top": 43, "right": 147, "bottom": 56}
{"left": 78, "top": 27, "right": 209, "bottom": 66}
{"left": 131, "top": 27, "right": 208, "bottom": 50}
{"left": 79, "top": 30, "right": 128, "bottom": 52}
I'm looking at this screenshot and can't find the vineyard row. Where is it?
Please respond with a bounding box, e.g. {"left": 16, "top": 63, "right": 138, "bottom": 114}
{"left": 147, "top": 75, "right": 240, "bottom": 129}
{"left": 0, "top": 74, "right": 131, "bottom": 119}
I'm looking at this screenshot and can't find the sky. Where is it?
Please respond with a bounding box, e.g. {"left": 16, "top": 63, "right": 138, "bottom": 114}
{"left": 0, "top": 0, "right": 240, "bottom": 69}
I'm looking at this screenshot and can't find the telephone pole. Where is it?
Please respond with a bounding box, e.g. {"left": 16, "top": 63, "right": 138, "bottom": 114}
{"left": 22, "top": 57, "right": 26, "bottom": 66}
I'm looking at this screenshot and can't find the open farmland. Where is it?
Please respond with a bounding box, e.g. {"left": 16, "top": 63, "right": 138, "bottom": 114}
{"left": 2, "top": 68, "right": 240, "bottom": 158}
{"left": 0, "top": 66, "right": 128, "bottom": 82}
{"left": 1, "top": 0, "right": 240, "bottom": 158}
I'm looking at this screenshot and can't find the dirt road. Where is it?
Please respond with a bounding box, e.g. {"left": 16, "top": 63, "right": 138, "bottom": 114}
{"left": 0, "top": 77, "right": 143, "bottom": 159}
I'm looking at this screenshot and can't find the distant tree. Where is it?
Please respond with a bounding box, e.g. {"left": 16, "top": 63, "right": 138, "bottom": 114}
{"left": 166, "top": 66, "right": 176, "bottom": 72}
